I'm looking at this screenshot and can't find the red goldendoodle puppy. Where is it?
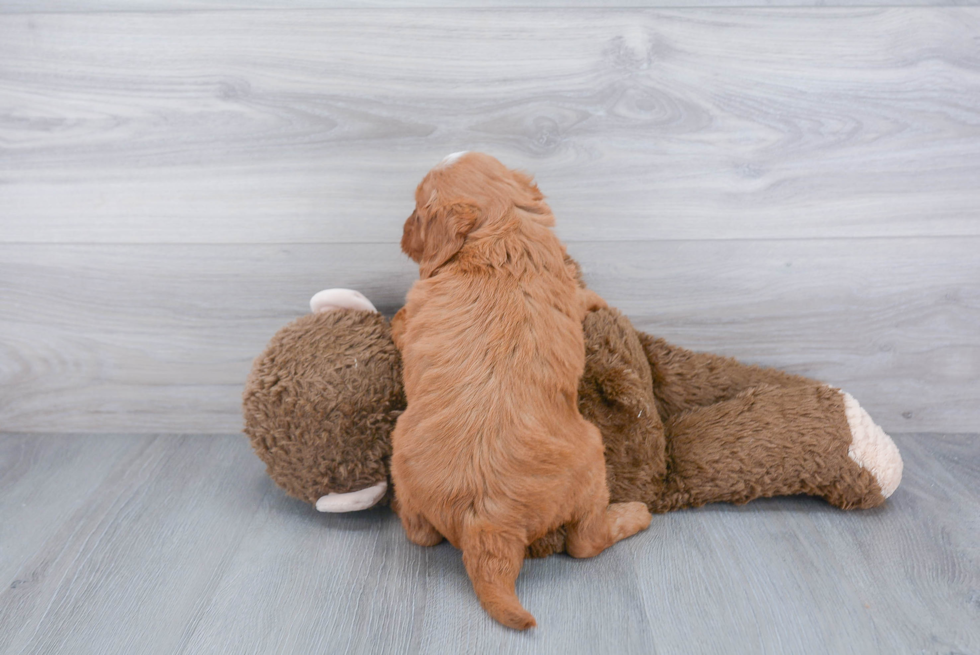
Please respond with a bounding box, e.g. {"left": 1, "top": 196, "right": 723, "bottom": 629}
{"left": 390, "top": 152, "right": 651, "bottom": 630}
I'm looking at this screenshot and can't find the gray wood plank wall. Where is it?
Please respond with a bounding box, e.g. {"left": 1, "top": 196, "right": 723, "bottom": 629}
{"left": 3, "top": 0, "right": 979, "bottom": 10}
{"left": 1, "top": 8, "right": 978, "bottom": 434}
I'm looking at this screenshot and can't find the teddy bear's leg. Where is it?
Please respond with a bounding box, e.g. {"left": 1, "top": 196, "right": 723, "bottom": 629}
{"left": 638, "top": 333, "right": 813, "bottom": 419}
{"left": 838, "top": 390, "right": 903, "bottom": 499}
{"left": 655, "top": 384, "right": 902, "bottom": 512}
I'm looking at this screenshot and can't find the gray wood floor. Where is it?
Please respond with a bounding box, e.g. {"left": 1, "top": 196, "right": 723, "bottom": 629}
{"left": 0, "top": 432, "right": 977, "bottom": 655}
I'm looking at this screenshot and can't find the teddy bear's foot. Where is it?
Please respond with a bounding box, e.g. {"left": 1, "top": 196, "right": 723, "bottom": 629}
{"left": 310, "top": 288, "right": 377, "bottom": 314}
{"left": 840, "top": 391, "right": 903, "bottom": 498}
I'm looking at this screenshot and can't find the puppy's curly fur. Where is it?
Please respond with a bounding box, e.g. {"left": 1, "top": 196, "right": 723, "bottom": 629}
{"left": 390, "top": 153, "right": 651, "bottom": 630}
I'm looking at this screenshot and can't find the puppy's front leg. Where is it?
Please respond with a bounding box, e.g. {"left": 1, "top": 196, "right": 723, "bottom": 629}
{"left": 577, "top": 288, "right": 608, "bottom": 318}
{"left": 390, "top": 306, "right": 410, "bottom": 351}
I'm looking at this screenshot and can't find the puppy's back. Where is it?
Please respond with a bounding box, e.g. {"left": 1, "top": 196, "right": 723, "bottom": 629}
{"left": 401, "top": 219, "right": 584, "bottom": 438}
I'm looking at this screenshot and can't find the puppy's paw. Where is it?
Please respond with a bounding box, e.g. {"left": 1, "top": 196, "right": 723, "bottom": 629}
{"left": 401, "top": 512, "right": 444, "bottom": 547}
{"left": 608, "top": 501, "right": 652, "bottom": 541}
{"left": 578, "top": 288, "right": 608, "bottom": 316}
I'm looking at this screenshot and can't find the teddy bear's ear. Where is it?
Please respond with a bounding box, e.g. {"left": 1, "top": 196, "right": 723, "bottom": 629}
{"left": 315, "top": 480, "right": 388, "bottom": 512}
{"left": 309, "top": 289, "right": 378, "bottom": 314}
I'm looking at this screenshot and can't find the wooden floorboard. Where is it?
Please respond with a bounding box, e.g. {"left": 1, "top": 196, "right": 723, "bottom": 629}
{"left": 1, "top": 10, "right": 978, "bottom": 244}
{"left": 0, "top": 435, "right": 145, "bottom": 589}
{"left": 0, "top": 434, "right": 275, "bottom": 655}
{"left": 0, "top": 432, "right": 976, "bottom": 655}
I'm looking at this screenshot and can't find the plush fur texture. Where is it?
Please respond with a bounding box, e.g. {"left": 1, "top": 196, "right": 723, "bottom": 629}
{"left": 243, "top": 310, "right": 403, "bottom": 505}
{"left": 639, "top": 334, "right": 885, "bottom": 512}
{"left": 389, "top": 153, "right": 650, "bottom": 629}
{"left": 244, "top": 305, "right": 900, "bottom": 546}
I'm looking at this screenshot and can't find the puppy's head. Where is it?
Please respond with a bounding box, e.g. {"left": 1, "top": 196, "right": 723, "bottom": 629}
{"left": 401, "top": 152, "right": 554, "bottom": 277}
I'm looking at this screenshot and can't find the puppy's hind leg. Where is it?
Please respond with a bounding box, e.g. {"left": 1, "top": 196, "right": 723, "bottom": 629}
{"left": 392, "top": 496, "right": 444, "bottom": 547}
{"left": 565, "top": 440, "right": 651, "bottom": 559}
{"left": 567, "top": 501, "right": 652, "bottom": 559}
{"left": 402, "top": 512, "right": 444, "bottom": 547}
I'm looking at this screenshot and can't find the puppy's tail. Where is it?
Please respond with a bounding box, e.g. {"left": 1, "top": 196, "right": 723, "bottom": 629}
{"left": 461, "top": 522, "right": 536, "bottom": 630}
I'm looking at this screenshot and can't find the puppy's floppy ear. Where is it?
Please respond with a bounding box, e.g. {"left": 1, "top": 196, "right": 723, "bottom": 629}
{"left": 418, "top": 202, "right": 480, "bottom": 278}
{"left": 401, "top": 209, "right": 425, "bottom": 264}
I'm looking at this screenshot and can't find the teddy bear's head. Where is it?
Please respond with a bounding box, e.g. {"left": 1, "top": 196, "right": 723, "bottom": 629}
{"left": 243, "top": 293, "right": 406, "bottom": 511}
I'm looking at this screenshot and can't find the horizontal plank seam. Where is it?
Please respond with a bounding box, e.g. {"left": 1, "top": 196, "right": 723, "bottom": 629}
{"left": 3, "top": 235, "right": 980, "bottom": 246}
{"left": 1, "top": 6, "right": 977, "bottom": 15}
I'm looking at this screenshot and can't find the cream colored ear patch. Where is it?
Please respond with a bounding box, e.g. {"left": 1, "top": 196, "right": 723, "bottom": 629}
{"left": 316, "top": 480, "right": 388, "bottom": 512}
{"left": 840, "top": 391, "right": 903, "bottom": 497}
{"left": 309, "top": 288, "right": 378, "bottom": 314}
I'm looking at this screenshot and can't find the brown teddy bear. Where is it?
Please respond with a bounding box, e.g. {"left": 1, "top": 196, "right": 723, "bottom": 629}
{"left": 243, "top": 288, "right": 902, "bottom": 557}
